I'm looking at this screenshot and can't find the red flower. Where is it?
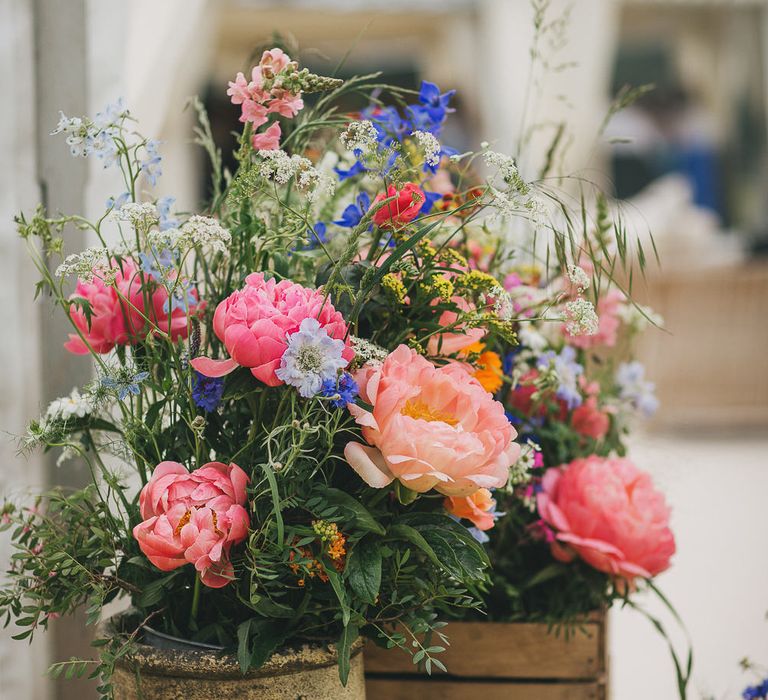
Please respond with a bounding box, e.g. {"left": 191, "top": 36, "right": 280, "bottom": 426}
{"left": 370, "top": 183, "right": 425, "bottom": 229}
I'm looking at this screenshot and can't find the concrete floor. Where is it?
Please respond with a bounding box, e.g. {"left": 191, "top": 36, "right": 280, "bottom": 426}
{"left": 610, "top": 431, "right": 768, "bottom": 700}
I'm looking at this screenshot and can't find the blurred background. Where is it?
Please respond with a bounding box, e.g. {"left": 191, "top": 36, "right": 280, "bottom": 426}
{"left": 1, "top": 0, "right": 766, "bottom": 698}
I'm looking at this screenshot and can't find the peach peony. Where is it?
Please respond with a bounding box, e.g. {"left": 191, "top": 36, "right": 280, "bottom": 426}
{"left": 191, "top": 273, "right": 352, "bottom": 386}
{"left": 133, "top": 461, "right": 250, "bottom": 588}
{"left": 344, "top": 345, "right": 520, "bottom": 496}
{"left": 537, "top": 455, "right": 675, "bottom": 582}
{"left": 445, "top": 488, "right": 497, "bottom": 531}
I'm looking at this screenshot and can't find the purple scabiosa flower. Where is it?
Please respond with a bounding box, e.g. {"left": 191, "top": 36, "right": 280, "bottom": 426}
{"left": 192, "top": 371, "right": 225, "bottom": 412}
{"left": 320, "top": 372, "right": 359, "bottom": 408}
{"left": 615, "top": 361, "right": 659, "bottom": 417}
{"left": 537, "top": 346, "right": 583, "bottom": 410}
{"left": 275, "top": 318, "right": 349, "bottom": 398}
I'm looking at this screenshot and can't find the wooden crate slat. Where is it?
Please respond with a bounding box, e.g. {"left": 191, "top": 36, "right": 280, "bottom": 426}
{"left": 366, "top": 678, "right": 605, "bottom": 700}
{"left": 364, "top": 620, "right": 604, "bottom": 679}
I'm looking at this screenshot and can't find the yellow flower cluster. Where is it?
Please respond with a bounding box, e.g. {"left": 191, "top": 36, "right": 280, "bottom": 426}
{"left": 381, "top": 273, "right": 408, "bottom": 304}
{"left": 420, "top": 274, "right": 454, "bottom": 302}
{"left": 455, "top": 269, "right": 501, "bottom": 294}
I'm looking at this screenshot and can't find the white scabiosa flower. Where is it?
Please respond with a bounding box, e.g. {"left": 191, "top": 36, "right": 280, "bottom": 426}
{"left": 276, "top": 318, "right": 349, "bottom": 398}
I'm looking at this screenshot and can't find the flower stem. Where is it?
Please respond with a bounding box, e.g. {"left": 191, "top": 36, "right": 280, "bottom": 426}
{"left": 189, "top": 574, "right": 201, "bottom": 629}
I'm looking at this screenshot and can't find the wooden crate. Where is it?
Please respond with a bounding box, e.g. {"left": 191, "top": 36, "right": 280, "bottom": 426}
{"left": 364, "top": 617, "right": 607, "bottom": 699}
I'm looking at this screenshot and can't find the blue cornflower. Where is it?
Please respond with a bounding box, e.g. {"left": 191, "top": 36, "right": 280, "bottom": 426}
{"left": 157, "top": 195, "right": 180, "bottom": 230}
{"left": 334, "top": 192, "right": 371, "bottom": 229}
{"left": 334, "top": 160, "right": 367, "bottom": 181}
{"left": 537, "top": 346, "right": 584, "bottom": 410}
{"left": 192, "top": 372, "right": 225, "bottom": 413}
{"left": 320, "top": 372, "right": 359, "bottom": 408}
{"left": 416, "top": 80, "right": 456, "bottom": 127}
{"left": 101, "top": 371, "right": 149, "bottom": 401}
{"left": 140, "top": 139, "right": 162, "bottom": 186}
{"left": 419, "top": 190, "right": 443, "bottom": 215}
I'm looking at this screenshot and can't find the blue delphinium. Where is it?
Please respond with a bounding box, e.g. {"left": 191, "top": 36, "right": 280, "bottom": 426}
{"left": 334, "top": 160, "right": 367, "bottom": 181}
{"left": 140, "top": 139, "right": 162, "bottom": 186}
{"left": 743, "top": 678, "right": 768, "bottom": 700}
{"left": 157, "top": 195, "right": 180, "bottom": 230}
{"left": 139, "top": 247, "right": 175, "bottom": 282}
{"left": 334, "top": 192, "right": 371, "bottom": 229}
{"left": 305, "top": 222, "right": 330, "bottom": 249}
{"left": 192, "top": 372, "right": 225, "bottom": 413}
{"left": 320, "top": 372, "right": 359, "bottom": 408}
{"left": 615, "top": 361, "right": 659, "bottom": 417}
{"left": 419, "top": 190, "right": 443, "bottom": 215}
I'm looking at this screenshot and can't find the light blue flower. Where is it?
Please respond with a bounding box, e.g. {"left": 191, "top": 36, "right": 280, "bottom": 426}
{"left": 275, "top": 318, "right": 349, "bottom": 398}
{"left": 157, "top": 196, "right": 179, "bottom": 230}
{"left": 139, "top": 247, "right": 175, "bottom": 282}
{"left": 101, "top": 371, "right": 149, "bottom": 401}
{"left": 537, "top": 346, "right": 583, "bottom": 410}
{"left": 140, "top": 139, "right": 162, "bottom": 186}
{"left": 616, "top": 361, "right": 659, "bottom": 417}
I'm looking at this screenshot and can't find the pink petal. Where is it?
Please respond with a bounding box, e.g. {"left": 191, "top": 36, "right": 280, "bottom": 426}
{"left": 190, "top": 356, "right": 239, "bottom": 378}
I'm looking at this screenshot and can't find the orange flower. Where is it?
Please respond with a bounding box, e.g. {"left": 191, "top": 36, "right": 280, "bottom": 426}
{"left": 464, "top": 341, "right": 504, "bottom": 393}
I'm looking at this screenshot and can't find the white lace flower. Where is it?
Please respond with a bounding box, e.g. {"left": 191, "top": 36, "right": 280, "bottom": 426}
{"left": 55, "top": 247, "right": 113, "bottom": 281}
{"left": 411, "top": 130, "right": 441, "bottom": 168}
{"left": 566, "top": 264, "right": 590, "bottom": 293}
{"left": 350, "top": 336, "right": 389, "bottom": 366}
{"left": 340, "top": 120, "right": 378, "bottom": 155}
{"left": 116, "top": 202, "right": 158, "bottom": 229}
{"left": 563, "top": 298, "right": 599, "bottom": 336}
{"left": 148, "top": 215, "right": 231, "bottom": 255}
{"left": 275, "top": 318, "right": 349, "bottom": 398}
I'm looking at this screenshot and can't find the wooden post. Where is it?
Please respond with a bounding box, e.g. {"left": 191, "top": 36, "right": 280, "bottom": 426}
{"left": 33, "top": 1, "right": 98, "bottom": 698}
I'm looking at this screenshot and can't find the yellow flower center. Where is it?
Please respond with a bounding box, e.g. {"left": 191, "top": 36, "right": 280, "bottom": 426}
{"left": 401, "top": 399, "right": 458, "bottom": 426}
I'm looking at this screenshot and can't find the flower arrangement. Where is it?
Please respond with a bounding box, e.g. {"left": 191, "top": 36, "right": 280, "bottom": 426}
{"left": 0, "top": 43, "right": 672, "bottom": 696}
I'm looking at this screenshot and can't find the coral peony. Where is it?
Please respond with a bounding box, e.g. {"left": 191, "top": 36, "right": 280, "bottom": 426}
{"left": 191, "top": 273, "right": 352, "bottom": 386}
{"left": 566, "top": 289, "right": 624, "bottom": 349}
{"left": 344, "top": 345, "right": 520, "bottom": 496}
{"left": 371, "top": 183, "right": 425, "bottom": 229}
{"left": 537, "top": 456, "right": 675, "bottom": 582}
{"left": 133, "top": 461, "right": 249, "bottom": 588}
{"left": 445, "top": 488, "right": 497, "bottom": 531}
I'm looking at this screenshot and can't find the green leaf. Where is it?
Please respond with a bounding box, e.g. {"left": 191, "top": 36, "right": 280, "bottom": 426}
{"left": 346, "top": 536, "right": 382, "bottom": 605}
{"left": 395, "top": 513, "right": 490, "bottom": 581}
{"left": 324, "top": 567, "right": 350, "bottom": 627}
{"left": 236, "top": 620, "right": 252, "bottom": 674}
{"left": 337, "top": 621, "right": 359, "bottom": 686}
{"left": 313, "top": 487, "right": 385, "bottom": 535}
{"left": 237, "top": 618, "right": 289, "bottom": 674}
{"left": 387, "top": 524, "right": 441, "bottom": 570}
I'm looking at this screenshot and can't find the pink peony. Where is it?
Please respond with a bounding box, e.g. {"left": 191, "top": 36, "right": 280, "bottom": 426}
{"left": 65, "top": 267, "right": 130, "bottom": 354}
{"left": 426, "top": 296, "right": 485, "bottom": 356}
{"left": 537, "top": 455, "right": 675, "bottom": 582}
{"left": 251, "top": 122, "right": 281, "bottom": 151}
{"left": 191, "top": 273, "right": 352, "bottom": 386}
{"left": 344, "top": 345, "right": 520, "bottom": 496}
{"left": 371, "top": 183, "right": 425, "bottom": 229}
{"left": 566, "top": 289, "right": 624, "bottom": 349}
{"left": 445, "top": 488, "right": 497, "bottom": 531}
{"left": 65, "top": 259, "right": 202, "bottom": 354}
{"left": 133, "top": 461, "right": 249, "bottom": 588}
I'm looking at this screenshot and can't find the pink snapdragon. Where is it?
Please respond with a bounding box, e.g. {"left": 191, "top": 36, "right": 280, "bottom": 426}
{"left": 191, "top": 273, "right": 353, "bottom": 387}
{"left": 133, "top": 461, "right": 250, "bottom": 588}
{"left": 537, "top": 455, "right": 675, "bottom": 584}
{"left": 227, "top": 48, "right": 305, "bottom": 152}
